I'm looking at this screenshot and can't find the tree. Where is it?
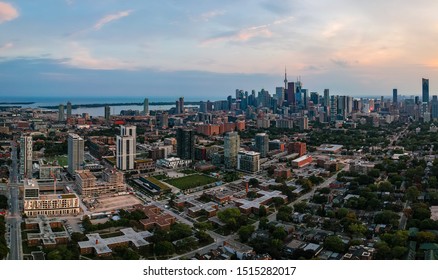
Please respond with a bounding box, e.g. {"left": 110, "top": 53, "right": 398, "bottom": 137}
{"left": 272, "top": 226, "right": 287, "bottom": 240}
{"left": 217, "top": 208, "right": 242, "bottom": 231}
{"left": 258, "top": 205, "right": 267, "bottom": 217}
{"left": 70, "top": 232, "right": 87, "bottom": 243}
{"left": 348, "top": 223, "right": 367, "bottom": 236}
{"left": 412, "top": 204, "right": 431, "bottom": 221}
{"left": 406, "top": 186, "right": 420, "bottom": 202}
{"left": 249, "top": 178, "right": 259, "bottom": 187}
{"left": 375, "top": 241, "right": 391, "bottom": 260}
{"left": 416, "top": 231, "right": 437, "bottom": 243}
{"left": 258, "top": 217, "right": 269, "bottom": 230}
{"left": 293, "top": 202, "right": 307, "bottom": 213}
{"left": 169, "top": 223, "right": 193, "bottom": 241}
{"left": 194, "top": 222, "right": 213, "bottom": 231}
{"left": 276, "top": 205, "right": 293, "bottom": 222}
{"left": 154, "top": 241, "right": 175, "bottom": 256}
{"left": 374, "top": 210, "right": 400, "bottom": 225}
{"left": 323, "top": 236, "right": 345, "bottom": 253}
{"left": 368, "top": 169, "right": 381, "bottom": 178}
{"left": 247, "top": 191, "right": 258, "bottom": 199}
{"left": 336, "top": 208, "right": 349, "bottom": 219}
{"left": 391, "top": 246, "right": 408, "bottom": 259}
{"left": 238, "top": 225, "right": 255, "bottom": 243}
{"left": 272, "top": 197, "right": 284, "bottom": 207}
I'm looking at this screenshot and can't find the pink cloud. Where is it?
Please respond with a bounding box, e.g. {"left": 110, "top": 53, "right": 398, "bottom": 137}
{"left": 0, "top": 42, "right": 13, "bottom": 51}
{"left": 202, "top": 16, "right": 293, "bottom": 45}
{"left": 0, "top": 2, "right": 19, "bottom": 24}
{"left": 93, "top": 10, "right": 133, "bottom": 30}
{"left": 63, "top": 43, "right": 137, "bottom": 70}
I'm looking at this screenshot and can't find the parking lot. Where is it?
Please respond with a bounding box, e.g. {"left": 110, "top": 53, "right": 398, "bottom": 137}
{"left": 62, "top": 216, "right": 83, "bottom": 234}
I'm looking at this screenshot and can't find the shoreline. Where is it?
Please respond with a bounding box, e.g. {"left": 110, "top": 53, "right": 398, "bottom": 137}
{"left": 38, "top": 101, "right": 202, "bottom": 109}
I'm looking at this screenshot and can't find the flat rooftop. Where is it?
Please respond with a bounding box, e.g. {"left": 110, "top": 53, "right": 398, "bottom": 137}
{"left": 78, "top": 228, "right": 153, "bottom": 255}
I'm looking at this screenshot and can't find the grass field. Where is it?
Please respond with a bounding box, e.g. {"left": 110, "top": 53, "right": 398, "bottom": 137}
{"left": 165, "top": 174, "right": 218, "bottom": 190}
{"left": 46, "top": 155, "right": 68, "bottom": 167}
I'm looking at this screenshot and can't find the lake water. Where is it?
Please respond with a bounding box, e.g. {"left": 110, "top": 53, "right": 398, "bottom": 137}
{"left": 0, "top": 96, "right": 201, "bottom": 117}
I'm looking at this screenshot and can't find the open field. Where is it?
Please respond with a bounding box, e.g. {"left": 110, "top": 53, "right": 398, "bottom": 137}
{"left": 46, "top": 155, "right": 68, "bottom": 167}
{"left": 165, "top": 174, "right": 218, "bottom": 190}
{"left": 92, "top": 195, "right": 142, "bottom": 212}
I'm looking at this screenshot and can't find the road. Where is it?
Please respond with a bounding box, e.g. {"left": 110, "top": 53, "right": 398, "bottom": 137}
{"left": 7, "top": 140, "right": 23, "bottom": 260}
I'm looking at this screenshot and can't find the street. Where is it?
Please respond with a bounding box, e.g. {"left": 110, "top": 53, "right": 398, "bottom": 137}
{"left": 6, "top": 141, "right": 23, "bottom": 260}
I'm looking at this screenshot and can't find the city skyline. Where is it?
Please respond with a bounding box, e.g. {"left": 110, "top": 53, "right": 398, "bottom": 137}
{"left": 2, "top": 1, "right": 438, "bottom": 97}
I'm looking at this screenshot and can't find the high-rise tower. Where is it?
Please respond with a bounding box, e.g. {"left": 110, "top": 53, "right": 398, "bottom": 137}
{"left": 116, "top": 125, "right": 136, "bottom": 170}
{"left": 224, "top": 131, "right": 240, "bottom": 169}
{"left": 422, "top": 78, "right": 429, "bottom": 103}
{"left": 66, "top": 101, "right": 72, "bottom": 119}
{"left": 255, "top": 133, "right": 269, "bottom": 158}
{"left": 176, "top": 128, "right": 195, "bottom": 160}
{"left": 68, "top": 133, "right": 84, "bottom": 176}
{"left": 19, "top": 135, "right": 33, "bottom": 179}
{"left": 104, "top": 105, "right": 111, "bottom": 121}
{"left": 143, "top": 98, "right": 149, "bottom": 116}
{"left": 58, "top": 104, "right": 65, "bottom": 122}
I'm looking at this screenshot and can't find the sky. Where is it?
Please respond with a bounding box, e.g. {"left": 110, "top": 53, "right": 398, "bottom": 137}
{"left": 1, "top": 0, "right": 438, "bottom": 100}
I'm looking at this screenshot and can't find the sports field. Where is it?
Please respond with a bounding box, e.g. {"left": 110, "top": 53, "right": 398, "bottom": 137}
{"left": 165, "top": 174, "right": 217, "bottom": 190}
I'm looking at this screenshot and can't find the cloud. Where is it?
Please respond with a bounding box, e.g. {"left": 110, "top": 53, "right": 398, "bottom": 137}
{"left": 202, "top": 16, "right": 293, "bottom": 45}
{"left": 331, "top": 58, "right": 359, "bottom": 68}
{"left": 0, "top": 42, "right": 13, "bottom": 51}
{"left": 65, "top": 0, "right": 74, "bottom": 6}
{"left": 93, "top": 10, "right": 134, "bottom": 31}
{"left": 0, "top": 2, "right": 19, "bottom": 24}
{"left": 196, "top": 10, "right": 226, "bottom": 22}
{"left": 62, "top": 43, "right": 138, "bottom": 70}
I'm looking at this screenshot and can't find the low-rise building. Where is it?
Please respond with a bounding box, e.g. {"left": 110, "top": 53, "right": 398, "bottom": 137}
{"left": 23, "top": 179, "right": 80, "bottom": 217}
{"left": 291, "top": 155, "right": 313, "bottom": 168}
{"left": 234, "top": 190, "right": 287, "bottom": 214}
{"left": 132, "top": 204, "right": 176, "bottom": 231}
{"left": 78, "top": 228, "right": 153, "bottom": 257}
{"left": 25, "top": 215, "right": 69, "bottom": 248}
{"left": 317, "top": 144, "right": 343, "bottom": 154}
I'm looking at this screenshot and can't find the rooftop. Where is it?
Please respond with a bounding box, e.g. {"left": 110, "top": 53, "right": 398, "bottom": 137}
{"left": 78, "top": 228, "right": 153, "bottom": 255}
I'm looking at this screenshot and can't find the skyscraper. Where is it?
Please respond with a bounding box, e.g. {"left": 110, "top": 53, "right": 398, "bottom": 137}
{"left": 179, "top": 97, "right": 184, "bottom": 114}
{"left": 176, "top": 128, "right": 195, "bottom": 160}
{"left": 393, "top": 89, "right": 398, "bottom": 105}
{"left": 116, "top": 125, "right": 136, "bottom": 170}
{"left": 431, "top": 96, "right": 438, "bottom": 119}
{"left": 143, "top": 98, "right": 149, "bottom": 116}
{"left": 157, "top": 112, "right": 169, "bottom": 128}
{"left": 66, "top": 101, "right": 72, "bottom": 119}
{"left": 423, "top": 78, "right": 429, "bottom": 103}
{"left": 255, "top": 133, "right": 269, "bottom": 158}
{"left": 58, "top": 104, "right": 65, "bottom": 122}
{"left": 323, "top": 89, "right": 330, "bottom": 108}
{"left": 104, "top": 105, "right": 111, "bottom": 121}
{"left": 68, "top": 133, "right": 84, "bottom": 176}
{"left": 286, "top": 82, "right": 295, "bottom": 106}
{"left": 330, "top": 95, "right": 338, "bottom": 122}
{"left": 224, "top": 131, "right": 240, "bottom": 169}
{"left": 19, "top": 135, "right": 33, "bottom": 179}
{"left": 310, "top": 92, "right": 319, "bottom": 105}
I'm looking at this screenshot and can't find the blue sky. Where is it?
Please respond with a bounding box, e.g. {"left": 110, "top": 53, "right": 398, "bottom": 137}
{"left": 1, "top": 0, "right": 438, "bottom": 99}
